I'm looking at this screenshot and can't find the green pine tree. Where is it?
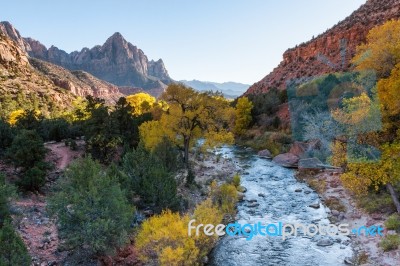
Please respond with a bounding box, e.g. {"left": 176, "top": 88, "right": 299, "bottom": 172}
{"left": 48, "top": 157, "right": 133, "bottom": 256}
{"left": 0, "top": 220, "right": 31, "bottom": 266}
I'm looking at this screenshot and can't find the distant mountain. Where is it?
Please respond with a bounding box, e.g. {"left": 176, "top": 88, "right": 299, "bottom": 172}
{"left": 180, "top": 80, "right": 249, "bottom": 98}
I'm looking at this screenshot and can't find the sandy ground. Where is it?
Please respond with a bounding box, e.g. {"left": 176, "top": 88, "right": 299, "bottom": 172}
{"left": 312, "top": 170, "right": 400, "bottom": 266}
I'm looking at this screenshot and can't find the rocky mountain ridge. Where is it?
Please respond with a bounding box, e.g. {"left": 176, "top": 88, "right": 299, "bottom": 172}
{"left": 245, "top": 0, "right": 400, "bottom": 95}
{"left": 24, "top": 32, "right": 172, "bottom": 91}
{"left": 0, "top": 21, "right": 173, "bottom": 97}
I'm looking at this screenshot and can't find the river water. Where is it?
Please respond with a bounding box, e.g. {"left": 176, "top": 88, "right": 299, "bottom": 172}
{"left": 210, "top": 146, "right": 353, "bottom": 266}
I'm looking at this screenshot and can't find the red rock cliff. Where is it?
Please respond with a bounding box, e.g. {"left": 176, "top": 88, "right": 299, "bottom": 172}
{"left": 245, "top": 0, "right": 400, "bottom": 95}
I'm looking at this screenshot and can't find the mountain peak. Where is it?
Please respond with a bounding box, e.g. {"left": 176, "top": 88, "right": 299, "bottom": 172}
{"left": 107, "top": 32, "right": 126, "bottom": 43}
{"left": 0, "top": 21, "right": 30, "bottom": 52}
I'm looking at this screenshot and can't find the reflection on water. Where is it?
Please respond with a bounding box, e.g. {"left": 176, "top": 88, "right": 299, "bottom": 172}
{"left": 209, "top": 146, "right": 353, "bottom": 266}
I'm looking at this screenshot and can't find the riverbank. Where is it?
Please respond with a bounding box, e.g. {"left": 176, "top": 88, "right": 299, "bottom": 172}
{"left": 296, "top": 169, "right": 400, "bottom": 265}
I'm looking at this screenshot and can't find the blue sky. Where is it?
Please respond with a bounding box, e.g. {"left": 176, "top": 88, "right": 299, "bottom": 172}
{"left": 1, "top": 0, "right": 365, "bottom": 84}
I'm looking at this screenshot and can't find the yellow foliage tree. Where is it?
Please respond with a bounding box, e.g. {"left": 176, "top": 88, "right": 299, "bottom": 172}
{"left": 329, "top": 139, "right": 347, "bottom": 168}
{"left": 331, "top": 92, "right": 372, "bottom": 126}
{"left": 139, "top": 120, "right": 165, "bottom": 150}
{"left": 352, "top": 19, "right": 400, "bottom": 78}
{"left": 136, "top": 210, "right": 199, "bottom": 266}
{"left": 234, "top": 97, "right": 253, "bottom": 136}
{"left": 340, "top": 142, "right": 400, "bottom": 213}
{"left": 140, "top": 83, "right": 235, "bottom": 166}
{"left": 8, "top": 109, "right": 25, "bottom": 125}
{"left": 126, "top": 92, "right": 157, "bottom": 116}
{"left": 378, "top": 64, "right": 400, "bottom": 117}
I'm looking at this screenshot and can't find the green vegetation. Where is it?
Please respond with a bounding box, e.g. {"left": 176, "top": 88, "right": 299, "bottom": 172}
{"left": 48, "top": 157, "right": 132, "bottom": 256}
{"left": 122, "top": 141, "right": 181, "bottom": 212}
{"left": 0, "top": 173, "right": 30, "bottom": 265}
{"left": 379, "top": 234, "right": 400, "bottom": 252}
{"left": 6, "top": 130, "right": 49, "bottom": 191}
{"left": 385, "top": 214, "right": 400, "bottom": 232}
{"left": 232, "top": 173, "right": 241, "bottom": 188}
{"left": 0, "top": 220, "right": 31, "bottom": 266}
{"left": 0, "top": 173, "right": 15, "bottom": 227}
{"left": 239, "top": 131, "right": 292, "bottom": 156}
{"left": 210, "top": 180, "right": 239, "bottom": 217}
{"left": 356, "top": 192, "right": 396, "bottom": 214}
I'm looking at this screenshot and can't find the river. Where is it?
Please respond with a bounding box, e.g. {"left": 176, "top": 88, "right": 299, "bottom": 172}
{"left": 209, "top": 146, "right": 353, "bottom": 266}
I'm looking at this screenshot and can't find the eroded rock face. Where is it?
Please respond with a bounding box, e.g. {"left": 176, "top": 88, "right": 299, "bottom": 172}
{"left": 245, "top": 0, "right": 400, "bottom": 95}
{"left": 0, "top": 32, "right": 29, "bottom": 66}
{"left": 0, "top": 22, "right": 126, "bottom": 103}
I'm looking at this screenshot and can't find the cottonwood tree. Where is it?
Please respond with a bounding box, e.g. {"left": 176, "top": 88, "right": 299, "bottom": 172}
{"left": 234, "top": 96, "right": 253, "bottom": 136}
{"left": 140, "top": 83, "right": 234, "bottom": 167}
{"left": 352, "top": 19, "right": 400, "bottom": 78}
{"left": 338, "top": 20, "right": 400, "bottom": 212}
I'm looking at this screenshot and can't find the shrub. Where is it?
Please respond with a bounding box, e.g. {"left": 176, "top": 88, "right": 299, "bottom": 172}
{"left": 192, "top": 199, "right": 223, "bottom": 259}
{"left": 0, "top": 119, "right": 14, "bottom": 156}
{"left": 357, "top": 192, "right": 396, "bottom": 214}
{"left": 18, "top": 165, "right": 46, "bottom": 191}
{"left": 186, "top": 167, "right": 195, "bottom": 185}
{"left": 141, "top": 167, "right": 179, "bottom": 212}
{"left": 48, "top": 157, "right": 133, "bottom": 256}
{"left": 0, "top": 173, "right": 15, "bottom": 226}
{"left": 210, "top": 181, "right": 238, "bottom": 216}
{"left": 153, "top": 137, "right": 182, "bottom": 173}
{"left": 123, "top": 143, "right": 180, "bottom": 212}
{"left": 6, "top": 130, "right": 46, "bottom": 170}
{"left": 232, "top": 173, "right": 241, "bottom": 188}
{"left": 379, "top": 234, "right": 400, "bottom": 251}
{"left": 0, "top": 220, "right": 31, "bottom": 266}
{"left": 39, "top": 118, "right": 71, "bottom": 142}
{"left": 385, "top": 214, "right": 400, "bottom": 232}
{"left": 136, "top": 210, "right": 198, "bottom": 265}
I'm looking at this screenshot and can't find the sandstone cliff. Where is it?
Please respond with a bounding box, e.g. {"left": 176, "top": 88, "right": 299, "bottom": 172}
{"left": 246, "top": 0, "right": 400, "bottom": 95}
{"left": 0, "top": 22, "right": 124, "bottom": 103}
{"left": 0, "top": 32, "right": 77, "bottom": 114}
{"left": 24, "top": 32, "right": 173, "bottom": 92}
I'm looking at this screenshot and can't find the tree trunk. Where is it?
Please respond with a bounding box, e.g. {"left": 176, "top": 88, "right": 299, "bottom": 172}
{"left": 184, "top": 137, "right": 190, "bottom": 168}
{"left": 387, "top": 182, "right": 400, "bottom": 213}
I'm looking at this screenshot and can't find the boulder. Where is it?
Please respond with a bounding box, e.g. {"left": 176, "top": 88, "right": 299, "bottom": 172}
{"left": 317, "top": 238, "right": 334, "bottom": 247}
{"left": 289, "top": 140, "right": 322, "bottom": 158}
{"left": 246, "top": 202, "right": 260, "bottom": 208}
{"left": 298, "top": 157, "right": 324, "bottom": 171}
{"left": 309, "top": 203, "right": 320, "bottom": 209}
{"left": 258, "top": 149, "right": 272, "bottom": 159}
{"left": 272, "top": 153, "right": 299, "bottom": 168}
{"left": 289, "top": 141, "right": 308, "bottom": 157}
